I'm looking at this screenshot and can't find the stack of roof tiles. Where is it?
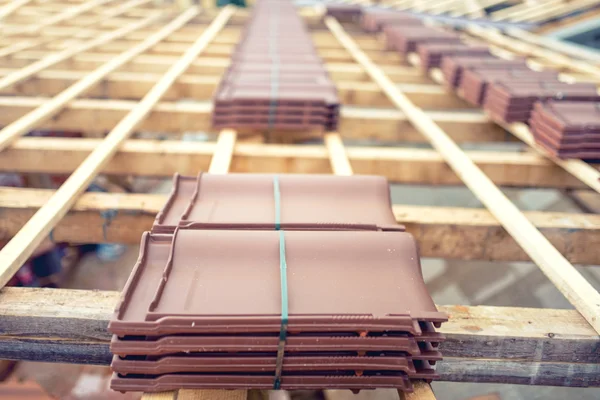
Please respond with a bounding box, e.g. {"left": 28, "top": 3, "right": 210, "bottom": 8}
{"left": 384, "top": 25, "right": 462, "bottom": 54}
{"left": 461, "top": 67, "right": 560, "bottom": 106}
{"left": 529, "top": 101, "right": 600, "bottom": 159}
{"left": 417, "top": 43, "right": 490, "bottom": 71}
{"left": 325, "top": 4, "right": 362, "bottom": 22}
{"left": 360, "top": 10, "right": 422, "bottom": 33}
{"left": 108, "top": 173, "right": 447, "bottom": 393}
{"left": 212, "top": 0, "right": 339, "bottom": 133}
{"left": 483, "top": 81, "right": 600, "bottom": 123}
{"left": 369, "top": 17, "right": 600, "bottom": 160}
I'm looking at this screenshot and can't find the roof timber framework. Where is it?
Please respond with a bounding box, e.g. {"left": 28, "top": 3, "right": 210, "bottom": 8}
{"left": 0, "top": 1, "right": 598, "bottom": 400}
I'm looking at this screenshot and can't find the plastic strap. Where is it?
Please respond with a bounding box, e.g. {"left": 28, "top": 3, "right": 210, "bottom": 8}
{"left": 273, "top": 175, "right": 287, "bottom": 389}
{"left": 274, "top": 229, "right": 288, "bottom": 389}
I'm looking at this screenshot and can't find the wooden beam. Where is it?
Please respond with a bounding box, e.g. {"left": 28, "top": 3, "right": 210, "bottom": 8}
{"left": 0, "top": 96, "right": 507, "bottom": 143}
{"left": 0, "top": 6, "right": 235, "bottom": 288}
{"left": 0, "top": 0, "right": 32, "bottom": 22}
{"left": 0, "top": 287, "right": 598, "bottom": 387}
{"left": 0, "top": 67, "right": 468, "bottom": 109}
{"left": 0, "top": 51, "right": 429, "bottom": 84}
{"left": 324, "top": 133, "right": 353, "bottom": 175}
{"left": 324, "top": 16, "right": 600, "bottom": 333}
{"left": 209, "top": 129, "right": 237, "bottom": 174}
{"left": 0, "top": 137, "right": 592, "bottom": 189}
{"left": 0, "top": 0, "right": 156, "bottom": 59}
{"left": 1, "top": 187, "right": 599, "bottom": 264}
{"left": 4, "top": 0, "right": 116, "bottom": 36}
{"left": 0, "top": 9, "right": 165, "bottom": 93}
{"left": 0, "top": 10, "right": 173, "bottom": 152}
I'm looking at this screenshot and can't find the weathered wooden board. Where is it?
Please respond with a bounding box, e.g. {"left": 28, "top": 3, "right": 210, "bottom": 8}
{"left": 0, "top": 288, "right": 597, "bottom": 387}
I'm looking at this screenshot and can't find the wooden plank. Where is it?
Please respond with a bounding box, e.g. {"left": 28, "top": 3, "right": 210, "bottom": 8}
{"left": 4, "top": 0, "right": 116, "bottom": 36}
{"left": 0, "top": 0, "right": 32, "bottom": 22}
{"left": 0, "top": 0, "right": 155, "bottom": 58}
{"left": 0, "top": 6, "right": 235, "bottom": 288}
{"left": 0, "top": 62, "right": 462, "bottom": 109}
{"left": 0, "top": 287, "right": 598, "bottom": 386}
{"left": 0, "top": 137, "right": 592, "bottom": 189}
{"left": 209, "top": 129, "right": 237, "bottom": 174}
{"left": 0, "top": 9, "right": 165, "bottom": 93}
{"left": 324, "top": 133, "right": 353, "bottom": 175}
{"left": 0, "top": 10, "right": 174, "bottom": 152}
{"left": 325, "top": 16, "right": 600, "bottom": 333}
{"left": 466, "top": 24, "right": 600, "bottom": 81}
{"left": 1, "top": 187, "right": 599, "bottom": 264}
{"left": 0, "top": 50, "right": 428, "bottom": 84}
{"left": 0, "top": 96, "right": 508, "bottom": 143}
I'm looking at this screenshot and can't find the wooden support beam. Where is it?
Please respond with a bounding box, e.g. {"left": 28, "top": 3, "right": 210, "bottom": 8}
{"left": 0, "top": 0, "right": 32, "bottom": 22}
{"left": 324, "top": 133, "right": 353, "bottom": 175}
{"left": 0, "top": 0, "right": 155, "bottom": 59}
{"left": 0, "top": 137, "right": 592, "bottom": 189}
{"left": 0, "top": 96, "right": 507, "bottom": 143}
{"left": 0, "top": 10, "right": 165, "bottom": 93}
{"left": 0, "top": 67, "right": 467, "bottom": 109}
{"left": 0, "top": 10, "right": 174, "bottom": 152}
{"left": 1, "top": 187, "right": 599, "bottom": 264}
{"left": 209, "top": 129, "right": 237, "bottom": 174}
{"left": 325, "top": 16, "right": 600, "bottom": 333}
{"left": 4, "top": 0, "right": 116, "bottom": 36}
{"left": 0, "top": 287, "right": 598, "bottom": 387}
{"left": 0, "top": 51, "right": 428, "bottom": 84}
{"left": 0, "top": 6, "right": 235, "bottom": 288}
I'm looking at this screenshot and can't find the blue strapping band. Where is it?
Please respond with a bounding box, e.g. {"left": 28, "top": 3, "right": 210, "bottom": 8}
{"left": 273, "top": 229, "right": 288, "bottom": 389}
{"left": 273, "top": 175, "right": 281, "bottom": 230}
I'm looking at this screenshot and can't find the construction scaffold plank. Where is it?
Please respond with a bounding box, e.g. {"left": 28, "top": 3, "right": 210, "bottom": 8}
{"left": 0, "top": 287, "right": 597, "bottom": 388}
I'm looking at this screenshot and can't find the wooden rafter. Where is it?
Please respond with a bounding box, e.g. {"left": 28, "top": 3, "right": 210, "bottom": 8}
{"left": 1, "top": 187, "right": 599, "bottom": 264}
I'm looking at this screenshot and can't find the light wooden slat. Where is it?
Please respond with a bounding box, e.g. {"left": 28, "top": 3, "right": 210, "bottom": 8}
{"left": 0, "top": 0, "right": 32, "bottom": 22}
{"left": 0, "top": 287, "right": 598, "bottom": 386}
{"left": 505, "top": 27, "right": 600, "bottom": 63}
{"left": 0, "top": 137, "right": 593, "bottom": 189}
{"left": 0, "top": 96, "right": 508, "bottom": 143}
{"left": 324, "top": 132, "right": 353, "bottom": 176}
{"left": 2, "top": 187, "right": 599, "bottom": 263}
{"left": 0, "top": 0, "right": 154, "bottom": 58}
{"left": 0, "top": 9, "right": 165, "bottom": 94}
{"left": 209, "top": 129, "right": 237, "bottom": 174}
{"left": 465, "top": 24, "right": 600, "bottom": 81}
{"left": 0, "top": 5, "right": 235, "bottom": 288}
{"left": 4, "top": 0, "right": 116, "bottom": 36}
{"left": 0, "top": 9, "right": 198, "bottom": 153}
{"left": 325, "top": 16, "right": 600, "bottom": 333}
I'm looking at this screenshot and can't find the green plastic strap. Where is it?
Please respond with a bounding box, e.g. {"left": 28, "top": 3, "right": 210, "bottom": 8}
{"left": 274, "top": 229, "right": 289, "bottom": 389}
{"left": 273, "top": 175, "right": 281, "bottom": 230}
